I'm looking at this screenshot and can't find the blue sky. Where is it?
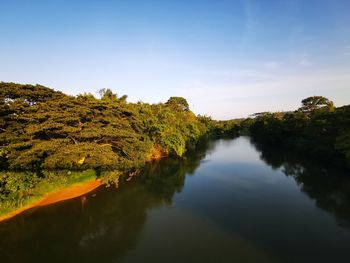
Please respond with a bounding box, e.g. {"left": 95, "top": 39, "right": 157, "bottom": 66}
{"left": 1, "top": 0, "right": 349, "bottom": 119}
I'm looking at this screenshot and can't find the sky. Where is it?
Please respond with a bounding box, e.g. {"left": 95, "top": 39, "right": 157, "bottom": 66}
{"left": 1, "top": 0, "right": 349, "bottom": 119}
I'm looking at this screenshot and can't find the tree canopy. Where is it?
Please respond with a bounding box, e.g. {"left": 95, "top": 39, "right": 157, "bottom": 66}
{"left": 247, "top": 96, "right": 350, "bottom": 168}
{"left": 1, "top": 84, "right": 348, "bottom": 217}
{"left": 166, "top": 97, "right": 190, "bottom": 112}
{"left": 0, "top": 82, "right": 212, "bottom": 173}
{"left": 0, "top": 82, "right": 221, "bottom": 215}
{"left": 298, "top": 96, "right": 334, "bottom": 113}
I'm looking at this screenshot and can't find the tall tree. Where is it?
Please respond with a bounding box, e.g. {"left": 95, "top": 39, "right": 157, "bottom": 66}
{"left": 166, "top": 97, "right": 189, "bottom": 112}
{"left": 298, "top": 96, "right": 334, "bottom": 113}
{"left": 98, "top": 88, "right": 118, "bottom": 101}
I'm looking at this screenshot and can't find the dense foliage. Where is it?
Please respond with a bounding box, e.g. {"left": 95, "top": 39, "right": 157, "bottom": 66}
{"left": 0, "top": 82, "right": 209, "bottom": 172}
{"left": 0, "top": 82, "right": 214, "bottom": 214}
{"left": 3, "top": 82, "right": 347, "bottom": 218}
{"left": 197, "top": 115, "right": 241, "bottom": 138}
{"left": 246, "top": 96, "right": 350, "bottom": 168}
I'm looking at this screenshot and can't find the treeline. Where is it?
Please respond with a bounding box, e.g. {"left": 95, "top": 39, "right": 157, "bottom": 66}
{"left": 197, "top": 115, "right": 242, "bottom": 138}
{"left": 0, "top": 82, "right": 220, "bottom": 213}
{"left": 0, "top": 82, "right": 215, "bottom": 173}
{"left": 244, "top": 96, "right": 350, "bottom": 169}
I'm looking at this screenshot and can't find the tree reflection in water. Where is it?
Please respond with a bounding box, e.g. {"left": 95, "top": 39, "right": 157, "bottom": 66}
{"left": 0, "top": 139, "right": 216, "bottom": 263}
{"left": 250, "top": 138, "right": 350, "bottom": 228}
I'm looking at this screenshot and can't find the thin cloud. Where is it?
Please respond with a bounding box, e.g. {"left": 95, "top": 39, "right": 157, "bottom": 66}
{"left": 243, "top": 0, "right": 257, "bottom": 31}
{"left": 176, "top": 68, "right": 350, "bottom": 119}
{"left": 210, "top": 69, "right": 272, "bottom": 79}
{"left": 264, "top": 61, "right": 281, "bottom": 69}
{"left": 299, "top": 59, "right": 312, "bottom": 67}
{"left": 343, "top": 45, "right": 350, "bottom": 56}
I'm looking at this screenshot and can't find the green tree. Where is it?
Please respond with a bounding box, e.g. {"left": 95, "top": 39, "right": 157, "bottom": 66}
{"left": 298, "top": 96, "right": 334, "bottom": 114}
{"left": 166, "top": 97, "right": 189, "bottom": 112}
{"left": 98, "top": 88, "right": 118, "bottom": 101}
{"left": 248, "top": 97, "right": 350, "bottom": 169}
{"left": 0, "top": 82, "right": 215, "bottom": 216}
{"left": 0, "top": 82, "right": 210, "bottom": 172}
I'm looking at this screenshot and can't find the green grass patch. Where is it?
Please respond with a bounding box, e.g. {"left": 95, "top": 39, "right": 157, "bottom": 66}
{"left": 0, "top": 169, "right": 97, "bottom": 218}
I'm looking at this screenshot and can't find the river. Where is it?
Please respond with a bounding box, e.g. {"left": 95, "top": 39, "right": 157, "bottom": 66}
{"left": 1, "top": 136, "right": 350, "bottom": 262}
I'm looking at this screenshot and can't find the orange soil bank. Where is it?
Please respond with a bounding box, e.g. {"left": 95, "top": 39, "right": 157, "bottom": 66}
{"left": 0, "top": 179, "right": 102, "bottom": 223}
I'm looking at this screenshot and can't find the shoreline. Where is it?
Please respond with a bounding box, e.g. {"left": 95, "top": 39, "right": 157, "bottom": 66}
{"left": 0, "top": 151, "right": 166, "bottom": 224}
{"left": 0, "top": 179, "right": 102, "bottom": 223}
{"left": 0, "top": 146, "right": 169, "bottom": 223}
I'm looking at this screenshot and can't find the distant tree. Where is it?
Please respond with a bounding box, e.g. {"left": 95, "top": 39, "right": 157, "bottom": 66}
{"left": 98, "top": 88, "right": 118, "bottom": 101}
{"left": 298, "top": 96, "right": 334, "bottom": 113}
{"left": 119, "top": 95, "right": 128, "bottom": 102}
{"left": 166, "top": 97, "right": 189, "bottom": 111}
{"left": 0, "top": 82, "right": 67, "bottom": 105}
{"left": 251, "top": 112, "right": 271, "bottom": 118}
{"left": 77, "top": 92, "right": 95, "bottom": 100}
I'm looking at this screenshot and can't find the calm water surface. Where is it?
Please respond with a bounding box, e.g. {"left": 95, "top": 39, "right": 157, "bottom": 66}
{"left": 1, "top": 137, "right": 350, "bottom": 263}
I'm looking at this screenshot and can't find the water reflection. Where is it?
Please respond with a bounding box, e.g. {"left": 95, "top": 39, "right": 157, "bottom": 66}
{"left": 1, "top": 137, "right": 350, "bottom": 263}
{"left": 250, "top": 138, "right": 350, "bottom": 228}
{"left": 0, "top": 139, "right": 214, "bottom": 263}
{"left": 138, "top": 140, "right": 214, "bottom": 202}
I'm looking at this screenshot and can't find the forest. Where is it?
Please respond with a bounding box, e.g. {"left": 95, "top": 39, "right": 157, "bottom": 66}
{"left": 0, "top": 82, "right": 349, "bottom": 217}
{"left": 245, "top": 96, "right": 350, "bottom": 169}
{"left": 0, "top": 82, "right": 238, "bottom": 215}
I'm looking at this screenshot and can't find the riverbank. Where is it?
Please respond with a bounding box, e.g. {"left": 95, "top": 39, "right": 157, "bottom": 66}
{"left": 0, "top": 178, "right": 102, "bottom": 223}
{"left": 0, "top": 146, "right": 168, "bottom": 223}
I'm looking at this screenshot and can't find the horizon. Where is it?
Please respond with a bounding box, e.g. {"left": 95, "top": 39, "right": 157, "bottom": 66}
{"left": 1, "top": 0, "right": 349, "bottom": 119}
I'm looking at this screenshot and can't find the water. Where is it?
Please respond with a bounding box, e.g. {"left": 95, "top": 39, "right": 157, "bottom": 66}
{"left": 1, "top": 137, "right": 350, "bottom": 263}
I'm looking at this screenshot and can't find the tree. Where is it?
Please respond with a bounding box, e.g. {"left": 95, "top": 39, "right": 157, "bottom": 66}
{"left": 98, "top": 88, "right": 118, "bottom": 101}
{"left": 0, "top": 82, "right": 214, "bottom": 217}
{"left": 119, "top": 95, "right": 128, "bottom": 102}
{"left": 166, "top": 97, "right": 189, "bottom": 112}
{"left": 298, "top": 96, "right": 334, "bottom": 113}
{"left": 0, "top": 82, "right": 210, "bottom": 171}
